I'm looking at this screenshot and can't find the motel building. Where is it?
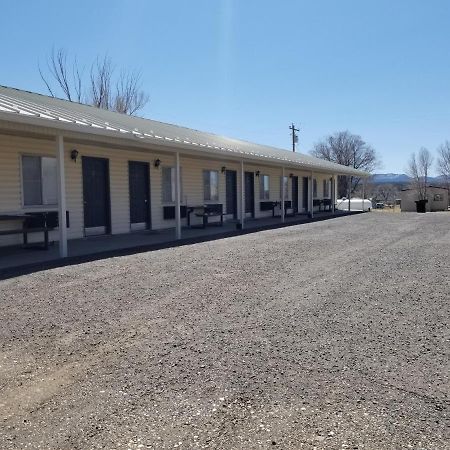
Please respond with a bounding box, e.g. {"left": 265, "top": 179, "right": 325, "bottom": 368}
{"left": 0, "top": 86, "right": 368, "bottom": 271}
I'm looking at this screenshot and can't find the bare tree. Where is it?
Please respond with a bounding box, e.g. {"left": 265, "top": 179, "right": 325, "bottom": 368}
{"left": 373, "top": 183, "right": 399, "bottom": 204}
{"left": 89, "top": 56, "right": 113, "bottom": 110}
{"left": 407, "top": 147, "right": 433, "bottom": 201}
{"left": 437, "top": 141, "right": 450, "bottom": 189}
{"left": 39, "top": 48, "right": 83, "bottom": 102}
{"left": 311, "top": 131, "right": 379, "bottom": 197}
{"left": 39, "top": 48, "right": 149, "bottom": 116}
{"left": 114, "top": 70, "right": 149, "bottom": 115}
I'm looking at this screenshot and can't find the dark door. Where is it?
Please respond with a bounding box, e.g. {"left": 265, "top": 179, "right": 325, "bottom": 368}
{"left": 225, "top": 170, "right": 237, "bottom": 219}
{"left": 302, "top": 177, "right": 309, "bottom": 211}
{"left": 129, "top": 161, "right": 150, "bottom": 230}
{"left": 292, "top": 176, "right": 299, "bottom": 213}
{"left": 244, "top": 171, "right": 255, "bottom": 217}
{"left": 82, "top": 156, "right": 110, "bottom": 235}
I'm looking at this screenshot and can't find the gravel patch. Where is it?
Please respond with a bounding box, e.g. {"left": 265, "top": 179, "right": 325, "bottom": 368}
{"left": 0, "top": 212, "right": 449, "bottom": 449}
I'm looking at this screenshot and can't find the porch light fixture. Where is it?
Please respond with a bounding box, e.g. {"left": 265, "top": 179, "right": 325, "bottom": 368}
{"left": 70, "top": 149, "right": 79, "bottom": 162}
{"left": 154, "top": 158, "right": 161, "bottom": 168}
{"left": 255, "top": 170, "right": 260, "bottom": 177}
{"left": 221, "top": 166, "right": 226, "bottom": 173}
{"left": 289, "top": 173, "right": 294, "bottom": 178}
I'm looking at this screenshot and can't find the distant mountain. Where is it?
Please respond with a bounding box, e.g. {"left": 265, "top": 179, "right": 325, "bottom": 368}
{"left": 371, "top": 173, "right": 445, "bottom": 185}
{"left": 371, "top": 173, "right": 411, "bottom": 184}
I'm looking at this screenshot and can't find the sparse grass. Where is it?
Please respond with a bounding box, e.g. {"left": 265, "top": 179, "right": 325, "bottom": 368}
{"left": 373, "top": 205, "right": 402, "bottom": 213}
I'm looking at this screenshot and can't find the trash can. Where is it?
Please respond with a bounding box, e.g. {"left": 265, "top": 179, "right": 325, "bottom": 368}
{"left": 415, "top": 199, "right": 428, "bottom": 213}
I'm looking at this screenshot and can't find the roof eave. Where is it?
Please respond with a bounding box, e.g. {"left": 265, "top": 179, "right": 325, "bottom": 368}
{"left": 0, "top": 111, "right": 369, "bottom": 177}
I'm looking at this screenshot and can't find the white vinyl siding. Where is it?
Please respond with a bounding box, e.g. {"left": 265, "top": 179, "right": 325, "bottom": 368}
{"left": 22, "top": 155, "right": 57, "bottom": 206}
{"left": 259, "top": 175, "right": 270, "bottom": 200}
{"left": 0, "top": 132, "right": 337, "bottom": 247}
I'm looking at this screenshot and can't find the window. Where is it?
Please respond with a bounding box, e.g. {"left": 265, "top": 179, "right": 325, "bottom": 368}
{"left": 162, "top": 167, "right": 182, "bottom": 202}
{"left": 203, "top": 170, "right": 219, "bottom": 201}
{"left": 259, "top": 175, "right": 270, "bottom": 199}
{"left": 313, "top": 178, "right": 318, "bottom": 198}
{"left": 22, "top": 155, "right": 57, "bottom": 206}
{"left": 281, "top": 176, "right": 289, "bottom": 199}
{"left": 323, "top": 179, "right": 330, "bottom": 198}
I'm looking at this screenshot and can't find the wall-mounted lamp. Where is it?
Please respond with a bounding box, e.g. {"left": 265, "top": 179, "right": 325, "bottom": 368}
{"left": 154, "top": 158, "right": 161, "bottom": 168}
{"left": 221, "top": 166, "right": 226, "bottom": 173}
{"left": 289, "top": 173, "right": 294, "bottom": 178}
{"left": 255, "top": 170, "right": 260, "bottom": 177}
{"left": 70, "top": 149, "right": 79, "bottom": 162}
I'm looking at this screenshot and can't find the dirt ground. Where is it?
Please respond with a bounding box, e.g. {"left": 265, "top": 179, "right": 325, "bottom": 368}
{"left": 0, "top": 212, "right": 449, "bottom": 449}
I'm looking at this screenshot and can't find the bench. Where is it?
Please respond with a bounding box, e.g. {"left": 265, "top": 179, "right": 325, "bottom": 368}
{"left": 163, "top": 205, "right": 187, "bottom": 220}
{"left": 283, "top": 200, "right": 294, "bottom": 217}
{"left": 260, "top": 201, "right": 294, "bottom": 217}
{"left": 313, "top": 199, "right": 322, "bottom": 211}
{"left": 260, "top": 201, "right": 278, "bottom": 217}
{"left": 276, "top": 200, "right": 294, "bottom": 217}
{"left": 193, "top": 204, "right": 224, "bottom": 228}
{"left": 322, "top": 198, "right": 332, "bottom": 211}
{"left": 312, "top": 199, "right": 333, "bottom": 212}
{"left": 0, "top": 212, "right": 60, "bottom": 250}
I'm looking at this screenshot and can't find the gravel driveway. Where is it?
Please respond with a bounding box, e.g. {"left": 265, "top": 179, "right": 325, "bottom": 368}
{"left": 0, "top": 212, "right": 449, "bottom": 449}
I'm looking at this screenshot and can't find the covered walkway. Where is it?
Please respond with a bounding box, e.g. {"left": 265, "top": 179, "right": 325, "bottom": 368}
{"left": 0, "top": 211, "right": 360, "bottom": 278}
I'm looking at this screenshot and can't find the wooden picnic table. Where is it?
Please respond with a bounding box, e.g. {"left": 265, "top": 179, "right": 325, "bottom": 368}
{"left": 0, "top": 212, "right": 56, "bottom": 250}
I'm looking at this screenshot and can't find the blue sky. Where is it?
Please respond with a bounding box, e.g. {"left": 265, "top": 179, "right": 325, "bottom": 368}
{"left": 1, "top": 0, "right": 450, "bottom": 174}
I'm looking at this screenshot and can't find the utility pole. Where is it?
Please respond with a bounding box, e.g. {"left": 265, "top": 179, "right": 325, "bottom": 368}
{"left": 349, "top": 148, "right": 356, "bottom": 212}
{"left": 289, "top": 123, "right": 299, "bottom": 152}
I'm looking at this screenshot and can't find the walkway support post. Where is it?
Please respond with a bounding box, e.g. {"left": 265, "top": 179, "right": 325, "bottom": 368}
{"left": 348, "top": 176, "right": 351, "bottom": 212}
{"left": 362, "top": 177, "right": 365, "bottom": 212}
{"left": 331, "top": 175, "right": 336, "bottom": 214}
{"left": 281, "top": 167, "right": 285, "bottom": 223}
{"left": 309, "top": 171, "right": 314, "bottom": 219}
{"left": 334, "top": 175, "right": 338, "bottom": 212}
{"left": 56, "top": 135, "right": 68, "bottom": 257}
{"left": 175, "top": 152, "right": 181, "bottom": 240}
{"left": 240, "top": 159, "right": 245, "bottom": 230}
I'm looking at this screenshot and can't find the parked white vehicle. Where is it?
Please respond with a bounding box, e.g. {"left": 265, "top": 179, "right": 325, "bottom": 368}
{"left": 336, "top": 197, "right": 372, "bottom": 211}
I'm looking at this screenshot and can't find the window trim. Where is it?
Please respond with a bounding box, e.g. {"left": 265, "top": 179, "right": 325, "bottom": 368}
{"left": 20, "top": 153, "right": 58, "bottom": 209}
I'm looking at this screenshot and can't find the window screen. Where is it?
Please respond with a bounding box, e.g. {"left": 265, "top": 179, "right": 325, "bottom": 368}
{"left": 281, "top": 176, "right": 288, "bottom": 199}
{"left": 203, "top": 170, "right": 219, "bottom": 201}
{"left": 162, "top": 167, "right": 182, "bottom": 202}
{"left": 162, "top": 167, "right": 173, "bottom": 202}
{"left": 41, "top": 157, "right": 58, "bottom": 204}
{"left": 22, "top": 156, "right": 43, "bottom": 206}
{"left": 260, "top": 175, "right": 270, "bottom": 200}
{"left": 323, "top": 179, "right": 330, "bottom": 198}
{"left": 22, "top": 155, "right": 58, "bottom": 206}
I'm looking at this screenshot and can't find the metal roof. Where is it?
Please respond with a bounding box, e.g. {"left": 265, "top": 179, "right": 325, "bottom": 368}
{"left": 0, "top": 85, "right": 367, "bottom": 176}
